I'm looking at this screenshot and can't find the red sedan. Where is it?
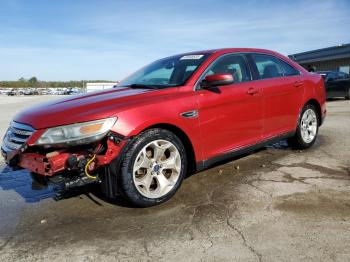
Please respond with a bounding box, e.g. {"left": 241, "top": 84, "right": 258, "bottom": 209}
{"left": 1, "top": 48, "right": 326, "bottom": 207}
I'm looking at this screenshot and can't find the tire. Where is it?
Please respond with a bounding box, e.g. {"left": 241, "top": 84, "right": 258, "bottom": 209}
{"left": 345, "top": 89, "right": 350, "bottom": 100}
{"left": 288, "top": 104, "right": 319, "bottom": 149}
{"left": 115, "top": 128, "right": 187, "bottom": 207}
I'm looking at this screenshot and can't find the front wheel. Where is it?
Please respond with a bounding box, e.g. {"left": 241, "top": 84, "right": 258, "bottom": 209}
{"left": 117, "top": 128, "right": 187, "bottom": 207}
{"left": 288, "top": 104, "right": 319, "bottom": 149}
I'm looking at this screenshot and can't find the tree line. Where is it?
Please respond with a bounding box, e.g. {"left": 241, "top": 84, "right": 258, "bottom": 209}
{"left": 0, "top": 77, "right": 115, "bottom": 88}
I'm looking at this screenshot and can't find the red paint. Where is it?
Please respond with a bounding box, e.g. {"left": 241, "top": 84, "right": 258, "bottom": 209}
{"left": 18, "top": 139, "right": 126, "bottom": 176}
{"left": 20, "top": 152, "right": 70, "bottom": 176}
{"left": 9, "top": 48, "right": 325, "bottom": 176}
{"left": 204, "top": 73, "right": 233, "bottom": 83}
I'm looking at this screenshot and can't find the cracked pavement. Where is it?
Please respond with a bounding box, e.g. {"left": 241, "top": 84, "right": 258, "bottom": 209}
{"left": 0, "top": 96, "right": 350, "bottom": 262}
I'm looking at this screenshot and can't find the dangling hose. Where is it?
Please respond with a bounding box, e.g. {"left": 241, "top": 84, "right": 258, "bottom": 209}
{"left": 84, "top": 154, "right": 97, "bottom": 179}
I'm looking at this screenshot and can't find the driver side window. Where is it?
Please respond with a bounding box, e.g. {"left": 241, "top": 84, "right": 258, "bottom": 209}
{"left": 203, "top": 54, "right": 251, "bottom": 83}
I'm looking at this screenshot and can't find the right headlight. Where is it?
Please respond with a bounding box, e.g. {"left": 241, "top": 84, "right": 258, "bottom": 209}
{"left": 35, "top": 117, "right": 117, "bottom": 147}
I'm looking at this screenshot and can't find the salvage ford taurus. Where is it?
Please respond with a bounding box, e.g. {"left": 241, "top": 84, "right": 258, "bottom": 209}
{"left": 1, "top": 48, "right": 326, "bottom": 207}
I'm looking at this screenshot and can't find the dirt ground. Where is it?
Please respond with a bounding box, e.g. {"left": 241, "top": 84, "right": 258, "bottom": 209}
{"left": 0, "top": 95, "right": 349, "bottom": 262}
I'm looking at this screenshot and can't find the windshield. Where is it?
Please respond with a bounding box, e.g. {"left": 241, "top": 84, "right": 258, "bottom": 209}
{"left": 118, "top": 54, "right": 209, "bottom": 88}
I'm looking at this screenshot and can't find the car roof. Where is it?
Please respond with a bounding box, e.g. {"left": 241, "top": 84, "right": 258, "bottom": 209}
{"left": 179, "top": 48, "right": 283, "bottom": 56}
{"left": 163, "top": 48, "right": 307, "bottom": 74}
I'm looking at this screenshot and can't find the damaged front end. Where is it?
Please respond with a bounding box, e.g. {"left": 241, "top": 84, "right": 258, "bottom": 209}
{"left": 1, "top": 119, "right": 126, "bottom": 197}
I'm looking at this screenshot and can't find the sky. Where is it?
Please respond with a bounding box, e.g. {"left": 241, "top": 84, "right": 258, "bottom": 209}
{"left": 0, "top": 0, "right": 349, "bottom": 81}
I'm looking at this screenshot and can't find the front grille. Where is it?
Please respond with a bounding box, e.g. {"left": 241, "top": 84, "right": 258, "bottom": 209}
{"left": 1, "top": 121, "right": 35, "bottom": 153}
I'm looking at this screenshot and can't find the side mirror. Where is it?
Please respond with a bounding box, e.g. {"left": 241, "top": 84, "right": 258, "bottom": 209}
{"left": 200, "top": 73, "right": 234, "bottom": 89}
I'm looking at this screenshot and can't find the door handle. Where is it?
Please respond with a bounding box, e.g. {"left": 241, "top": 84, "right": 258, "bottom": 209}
{"left": 247, "top": 87, "right": 259, "bottom": 95}
{"left": 294, "top": 81, "right": 303, "bottom": 87}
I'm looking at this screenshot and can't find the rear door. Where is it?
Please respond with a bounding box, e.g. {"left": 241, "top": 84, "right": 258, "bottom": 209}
{"left": 196, "top": 53, "right": 263, "bottom": 159}
{"left": 336, "top": 72, "right": 350, "bottom": 96}
{"left": 325, "top": 72, "right": 339, "bottom": 97}
{"left": 248, "top": 53, "right": 304, "bottom": 138}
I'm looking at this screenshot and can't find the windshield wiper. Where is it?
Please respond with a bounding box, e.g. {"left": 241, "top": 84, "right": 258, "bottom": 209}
{"left": 126, "top": 84, "right": 159, "bottom": 89}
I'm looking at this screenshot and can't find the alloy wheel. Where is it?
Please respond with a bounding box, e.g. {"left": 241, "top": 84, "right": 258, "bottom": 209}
{"left": 132, "top": 140, "right": 182, "bottom": 198}
{"left": 300, "top": 109, "right": 317, "bottom": 143}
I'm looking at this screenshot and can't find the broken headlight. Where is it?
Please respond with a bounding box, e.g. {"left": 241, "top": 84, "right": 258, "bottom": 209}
{"left": 35, "top": 117, "right": 117, "bottom": 147}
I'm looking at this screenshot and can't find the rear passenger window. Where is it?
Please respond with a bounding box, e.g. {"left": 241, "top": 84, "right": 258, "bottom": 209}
{"left": 251, "top": 54, "right": 283, "bottom": 79}
{"left": 338, "top": 72, "right": 349, "bottom": 80}
{"left": 278, "top": 59, "right": 300, "bottom": 76}
{"left": 326, "top": 72, "right": 336, "bottom": 82}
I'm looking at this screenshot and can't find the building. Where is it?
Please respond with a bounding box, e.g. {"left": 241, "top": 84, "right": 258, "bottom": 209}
{"left": 289, "top": 43, "right": 350, "bottom": 73}
{"left": 86, "top": 82, "right": 118, "bottom": 93}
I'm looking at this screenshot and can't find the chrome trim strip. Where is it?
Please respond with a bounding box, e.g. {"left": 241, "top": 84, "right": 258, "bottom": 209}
{"left": 193, "top": 51, "right": 302, "bottom": 91}
{"left": 11, "top": 121, "right": 35, "bottom": 132}
{"left": 8, "top": 136, "right": 27, "bottom": 143}
{"left": 1, "top": 122, "right": 35, "bottom": 157}
{"left": 10, "top": 127, "right": 33, "bottom": 136}
{"left": 181, "top": 110, "right": 199, "bottom": 119}
{"left": 1, "top": 143, "right": 13, "bottom": 153}
{"left": 3, "top": 139, "right": 21, "bottom": 150}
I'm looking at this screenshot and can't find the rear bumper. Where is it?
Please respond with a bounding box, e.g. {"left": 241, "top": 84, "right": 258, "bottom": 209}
{"left": 320, "top": 103, "right": 327, "bottom": 126}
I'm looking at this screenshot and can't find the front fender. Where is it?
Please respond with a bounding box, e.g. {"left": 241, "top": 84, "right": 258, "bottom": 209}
{"left": 111, "top": 106, "right": 204, "bottom": 162}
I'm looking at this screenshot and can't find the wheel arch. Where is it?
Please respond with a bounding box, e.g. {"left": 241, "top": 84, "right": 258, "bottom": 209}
{"left": 304, "top": 98, "right": 322, "bottom": 126}
{"left": 139, "top": 123, "right": 197, "bottom": 175}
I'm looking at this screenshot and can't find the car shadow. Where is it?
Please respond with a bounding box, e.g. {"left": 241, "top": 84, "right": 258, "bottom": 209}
{"left": 0, "top": 165, "right": 56, "bottom": 203}
{"left": 0, "top": 139, "right": 293, "bottom": 207}
{"left": 0, "top": 164, "right": 134, "bottom": 207}
{"left": 326, "top": 97, "right": 348, "bottom": 102}
{"left": 186, "top": 139, "right": 291, "bottom": 179}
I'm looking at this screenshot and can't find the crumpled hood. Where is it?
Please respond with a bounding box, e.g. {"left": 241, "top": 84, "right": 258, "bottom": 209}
{"left": 14, "top": 88, "right": 156, "bottom": 129}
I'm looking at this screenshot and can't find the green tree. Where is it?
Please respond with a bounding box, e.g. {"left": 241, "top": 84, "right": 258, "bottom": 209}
{"left": 28, "top": 76, "right": 38, "bottom": 87}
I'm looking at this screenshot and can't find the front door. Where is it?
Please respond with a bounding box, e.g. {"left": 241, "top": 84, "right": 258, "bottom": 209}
{"left": 196, "top": 53, "right": 263, "bottom": 160}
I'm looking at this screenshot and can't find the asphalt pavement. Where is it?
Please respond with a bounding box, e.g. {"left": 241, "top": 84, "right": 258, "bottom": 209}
{"left": 0, "top": 95, "right": 349, "bottom": 262}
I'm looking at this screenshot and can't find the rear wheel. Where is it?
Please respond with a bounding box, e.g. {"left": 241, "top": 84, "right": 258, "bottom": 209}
{"left": 288, "top": 104, "right": 319, "bottom": 149}
{"left": 116, "top": 128, "right": 187, "bottom": 207}
{"left": 345, "top": 89, "right": 350, "bottom": 100}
